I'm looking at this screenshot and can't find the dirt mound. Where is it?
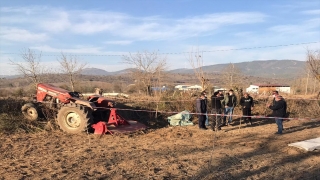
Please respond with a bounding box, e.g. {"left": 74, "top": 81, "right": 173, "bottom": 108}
{"left": 0, "top": 118, "right": 319, "bottom": 179}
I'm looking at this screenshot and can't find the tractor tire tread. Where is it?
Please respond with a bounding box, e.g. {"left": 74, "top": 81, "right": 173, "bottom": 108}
{"left": 21, "top": 103, "right": 39, "bottom": 121}
{"left": 56, "top": 105, "right": 93, "bottom": 134}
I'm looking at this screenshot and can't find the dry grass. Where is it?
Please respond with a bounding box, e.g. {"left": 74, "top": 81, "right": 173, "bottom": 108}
{"left": 0, "top": 98, "right": 48, "bottom": 133}
{"left": 0, "top": 94, "right": 319, "bottom": 134}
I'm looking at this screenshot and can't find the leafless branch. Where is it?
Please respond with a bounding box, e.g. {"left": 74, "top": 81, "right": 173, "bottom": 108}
{"left": 306, "top": 49, "right": 320, "bottom": 82}
{"left": 188, "top": 49, "right": 209, "bottom": 91}
{"left": 306, "top": 49, "right": 320, "bottom": 98}
{"left": 221, "top": 63, "right": 244, "bottom": 90}
{"left": 122, "top": 51, "right": 167, "bottom": 96}
{"left": 9, "top": 48, "right": 45, "bottom": 89}
{"left": 58, "top": 53, "right": 87, "bottom": 91}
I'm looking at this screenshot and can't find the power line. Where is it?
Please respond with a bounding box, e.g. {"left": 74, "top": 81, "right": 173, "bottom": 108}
{"left": 1, "top": 41, "right": 319, "bottom": 57}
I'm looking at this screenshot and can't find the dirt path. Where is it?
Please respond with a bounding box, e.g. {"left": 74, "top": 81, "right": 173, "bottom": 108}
{"left": 0, "top": 119, "right": 319, "bottom": 180}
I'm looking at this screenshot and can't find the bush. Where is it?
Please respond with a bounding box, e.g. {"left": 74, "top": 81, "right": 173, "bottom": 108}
{"left": 0, "top": 98, "right": 45, "bottom": 133}
{"left": 14, "top": 88, "right": 25, "bottom": 97}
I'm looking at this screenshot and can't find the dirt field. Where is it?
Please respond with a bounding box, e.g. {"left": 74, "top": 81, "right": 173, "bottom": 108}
{"left": 0, "top": 118, "right": 319, "bottom": 180}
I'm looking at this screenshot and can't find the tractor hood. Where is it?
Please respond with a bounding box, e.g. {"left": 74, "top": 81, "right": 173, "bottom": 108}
{"left": 69, "top": 97, "right": 97, "bottom": 110}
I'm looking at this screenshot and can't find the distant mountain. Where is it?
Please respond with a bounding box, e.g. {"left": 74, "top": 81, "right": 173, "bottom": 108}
{"left": 0, "top": 60, "right": 305, "bottom": 78}
{"left": 44, "top": 60, "right": 306, "bottom": 79}
{"left": 0, "top": 75, "right": 23, "bottom": 79}
{"left": 81, "top": 68, "right": 111, "bottom": 75}
{"left": 112, "top": 68, "right": 136, "bottom": 74}
{"left": 167, "top": 68, "right": 191, "bottom": 73}
{"left": 169, "top": 60, "right": 305, "bottom": 78}
{"left": 81, "top": 68, "right": 136, "bottom": 76}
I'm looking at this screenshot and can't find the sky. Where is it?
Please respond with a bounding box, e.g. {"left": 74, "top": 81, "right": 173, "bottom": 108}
{"left": 0, "top": 0, "right": 319, "bottom": 75}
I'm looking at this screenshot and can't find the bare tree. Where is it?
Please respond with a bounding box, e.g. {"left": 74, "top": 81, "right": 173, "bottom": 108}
{"left": 312, "top": 77, "right": 319, "bottom": 94}
{"left": 122, "top": 51, "right": 167, "bottom": 96}
{"left": 188, "top": 50, "right": 209, "bottom": 92}
{"left": 306, "top": 50, "right": 320, "bottom": 81}
{"left": 9, "top": 48, "right": 45, "bottom": 89}
{"left": 306, "top": 49, "right": 320, "bottom": 98}
{"left": 221, "top": 63, "right": 244, "bottom": 90}
{"left": 305, "top": 70, "right": 310, "bottom": 95}
{"left": 58, "top": 53, "right": 87, "bottom": 92}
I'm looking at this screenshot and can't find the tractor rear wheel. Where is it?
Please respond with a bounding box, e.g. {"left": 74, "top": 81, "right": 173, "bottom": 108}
{"left": 21, "top": 103, "right": 38, "bottom": 121}
{"left": 57, "top": 104, "right": 93, "bottom": 134}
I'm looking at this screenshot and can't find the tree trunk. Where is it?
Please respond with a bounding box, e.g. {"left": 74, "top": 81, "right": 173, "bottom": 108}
{"left": 305, "top": 71, "right": 310, "bottom": 95}
{"left": 155, "top": 103, "right": 159, "bottom": 119}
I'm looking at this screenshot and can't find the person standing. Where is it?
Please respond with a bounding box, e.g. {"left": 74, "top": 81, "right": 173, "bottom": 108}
{"left": 222, "top": 89, "right": 237, "bottom": 125}
{"left": 240, "top": 92, "right": 254, "bottom": 125}
{"left": 202, "top": 91, "right": 209, "bottom": 126}
{"left": 267, "top": 95, "right": 287, "bottom": 134}
{"left": 210, "top": 91, "right": 224, "bottom": 131}
{"left": 272, "top": 90, "right": 279, "bottom": 105}
{"left": 218, "top": 90, "right": 224, "bottom": 98}
{"left": 196, "top": 92, "right": 207, "bottom": 130}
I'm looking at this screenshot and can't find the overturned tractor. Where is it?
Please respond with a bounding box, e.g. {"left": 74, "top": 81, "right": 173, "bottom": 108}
{"left": 21, "top": 83, "right": 146, "bottom": 134}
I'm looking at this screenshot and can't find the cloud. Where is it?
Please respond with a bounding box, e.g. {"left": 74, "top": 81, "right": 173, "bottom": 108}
{"left": 30, "top": 45, "right": 104, "bottom": 54}
{"left": 1, "top": 6, "right": 267, "bottom": 41}
{"left": 0, "top": 63, "right": 16, "bottom": 76}
{"left": 301, "top": 9, "right": 320, "bottom": 15}
{"left": 40, "top": 11, "right": 71, "bottom": 32}
{"left": 1, "top": 5, "right": 318, "bottom": 75}
{"left": 179, "top": 12, "right": 265, "bottom": 26}
{"left": 120, "top": 12, "right": 266, "bottom": 40}
{"left": 66, "top": 10, "right": 129, "bottom": 34}
{"left": 273, "top": 1, "right": 320, "bottom": 10}
{"left": 103, "top": 40, "right": 133, "bottom": 45}
{"left": 0, "top": 27, "right": 49, "bottom": 42}
{"left": 268, "top": 18, "right": 320, "bottom": 34}
{"left": 0, "top": 6, "right": 49, "bottom": 14}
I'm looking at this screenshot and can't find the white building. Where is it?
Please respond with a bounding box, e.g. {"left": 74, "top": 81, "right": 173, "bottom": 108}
{"left": 246, "top": 85, "right": 259, "bottom": 93}
{"left": 213, "top": 86, "right": 228, "bottom": 92}
{"left": 187, "top": 85, "right": 202, "bottom": 91}
{"left": 174, "top": 85, "right": 190, "bottom": 91}
{"left": 246, "top": 84, "right": 291, "bottom": 94}
{"left": 175, "top": 85, "right": 202, "bottom": 91}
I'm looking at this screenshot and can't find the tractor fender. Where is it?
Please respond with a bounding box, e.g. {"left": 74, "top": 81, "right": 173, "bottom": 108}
{"left": 69, "top": 98, "right": 97, "bottom": 110}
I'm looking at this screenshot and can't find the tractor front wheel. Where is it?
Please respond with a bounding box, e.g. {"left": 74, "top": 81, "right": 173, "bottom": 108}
{"left": 21, "top": 103, "right": 38, "bottom": 121}
{"left": 57, "top": 105, "right": 92, "bottom": 134}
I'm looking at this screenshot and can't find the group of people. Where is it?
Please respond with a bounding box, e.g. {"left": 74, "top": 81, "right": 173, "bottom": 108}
{"left": 196, "top": 89, "right": 287, "bottom": 135}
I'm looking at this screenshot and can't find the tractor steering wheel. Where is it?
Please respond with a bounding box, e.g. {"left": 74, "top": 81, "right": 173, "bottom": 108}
{"left": 70, "top": 92, "right": 84, "bottom": 98}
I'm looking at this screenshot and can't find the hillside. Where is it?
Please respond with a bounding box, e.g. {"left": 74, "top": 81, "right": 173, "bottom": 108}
{"left": 80, "top": 60, "right": 305, "bottom": 79}
{"left": 168, "top": 60, "right": 305, "bottom": 78}
{"left": 81, "top": 68, "right": 135, "bottom": 76}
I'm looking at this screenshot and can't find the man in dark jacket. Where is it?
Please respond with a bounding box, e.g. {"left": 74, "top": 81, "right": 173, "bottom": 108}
{"left": 222, "top": 89, "right": 237, "bottom": 125}
{"left": 202, "top": 91, "right": 209, "bottom": 126}
{"left": 210, "top": 91, "right": 224, "bottom": 131}
{"left": 272, "top": 90, "right": 279, "bottom": 105}
{"left": 196, "top": 92, "right": 207, "bottom": 130}
{"left": 240, "top": 92, "right": 254, "bottom": 125}
{"left": 267, "top": 95, "right": 287, "bottom": 134}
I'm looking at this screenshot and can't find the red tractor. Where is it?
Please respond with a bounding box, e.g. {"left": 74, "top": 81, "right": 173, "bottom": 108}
{"left": 21, "top": 83, "right": 146, "bottom": 134}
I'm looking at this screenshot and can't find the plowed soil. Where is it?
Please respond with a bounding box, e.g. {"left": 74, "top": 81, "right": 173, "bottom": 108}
{"left": 1, "top": 118, "right": 320, "bottom": 180}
